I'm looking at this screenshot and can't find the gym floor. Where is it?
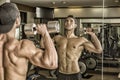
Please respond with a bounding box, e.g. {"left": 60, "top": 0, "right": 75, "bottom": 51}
{"left": 82, "top": 58, "right": 120, "bottom": 80}
{"left": 83, "top": 69, "right": 119, "bottom": 80}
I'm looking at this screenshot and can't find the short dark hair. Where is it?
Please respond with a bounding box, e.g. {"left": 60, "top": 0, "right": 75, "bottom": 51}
{"left": 67, "top": 15, "right": 75, "bottom": 18}
{"left": 0, "top": 2, "right": 19, "bottom": 33}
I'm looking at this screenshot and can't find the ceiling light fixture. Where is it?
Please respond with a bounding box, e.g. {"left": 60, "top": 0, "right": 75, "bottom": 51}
{"left": 52, "top": 1, "right": 56, "bottom": 5}
{"left": 115, "top": 0, "right": 119, "bottom": 3}
{"left": 62, "top": 1, "right": 67, "bottom": 4}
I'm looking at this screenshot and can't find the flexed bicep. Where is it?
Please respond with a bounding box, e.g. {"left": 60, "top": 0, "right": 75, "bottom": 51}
{"left": 18, "top": 40, "right": 57, "bottom": 69}
{"left": 29, "top": 47, "right": 57, "bottom": 69}
{"left": 29, "top": 48, "right": 46, "bottom": 68}
{"left": 82, "top": 37, "right": 102, "bottom": 54}
{"left": 83, "top": 41, "right": 97, "bottom": 53}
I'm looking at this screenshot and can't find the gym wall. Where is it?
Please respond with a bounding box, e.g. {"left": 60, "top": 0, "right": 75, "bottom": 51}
{"left": 54, "top": 7, "right": 120, "bottom": 18}
{"left": 15, "top": 3, "right": 35, "bottom": 23}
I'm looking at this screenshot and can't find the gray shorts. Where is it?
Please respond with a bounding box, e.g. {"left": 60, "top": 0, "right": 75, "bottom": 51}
{"left": 57, "top": 72, "right": 82, "bottom": 80}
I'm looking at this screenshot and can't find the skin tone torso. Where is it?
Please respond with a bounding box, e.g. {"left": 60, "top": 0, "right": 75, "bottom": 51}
{"left": 0, "top": 24, "right": 58, "bottom": 80}
{"left": 0, "top": 3, "right": 57, "bottom": 80}
{"left": 54, "top": 32, "right": 102, "bottom": 74}
{"left": 3, "top": 38, "right": 29, "bottom": 80}
{"left": 53, "top": 17, "right": 102, "bottom": 74}
{"left": 54, "top": 35, "right": 85, "bottom": 74}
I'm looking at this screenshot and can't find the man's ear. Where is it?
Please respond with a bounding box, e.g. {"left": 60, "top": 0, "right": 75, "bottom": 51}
{"left": 15, "top": 16, "right": 21, "bottom": 26}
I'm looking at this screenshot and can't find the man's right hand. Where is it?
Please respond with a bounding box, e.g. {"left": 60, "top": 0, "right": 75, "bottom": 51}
{"left": 36, "top": 24, "right": 48, "bottom": 36}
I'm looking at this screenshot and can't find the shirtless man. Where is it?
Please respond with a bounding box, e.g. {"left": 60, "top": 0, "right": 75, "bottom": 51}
{"left": 53, "top": 15, "right": 103, "bottom": 80}
{"left": 0, "top": 3, "right": 58, "bottom": 80}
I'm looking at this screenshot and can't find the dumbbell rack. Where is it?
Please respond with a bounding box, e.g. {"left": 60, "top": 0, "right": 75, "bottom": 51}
{"left": 95, "top": 58, "right": 120, "bottom": 73}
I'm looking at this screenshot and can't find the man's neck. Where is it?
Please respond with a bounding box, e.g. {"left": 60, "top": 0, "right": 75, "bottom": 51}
{"left": 65, "top": 29, "right": 76, "bottom": 38}
{"left": 7, "top": 28, "right": 15, "bottom": 40}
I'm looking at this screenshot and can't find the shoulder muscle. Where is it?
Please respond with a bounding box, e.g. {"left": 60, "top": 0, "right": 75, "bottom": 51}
{"left": 18, "top": 39, "right": 36, "bottom": 58}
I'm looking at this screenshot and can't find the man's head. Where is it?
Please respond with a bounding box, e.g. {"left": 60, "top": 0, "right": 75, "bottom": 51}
{"left": 64, "top": 15, "right": 77, "bottom": 30}
{"left": 0, "top": 3, "right": 20, "bottom": 33}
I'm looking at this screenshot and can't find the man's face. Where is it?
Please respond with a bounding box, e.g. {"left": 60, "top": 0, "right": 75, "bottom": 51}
{"left": 64, "top": 17, "right": 76, "bottom": 30}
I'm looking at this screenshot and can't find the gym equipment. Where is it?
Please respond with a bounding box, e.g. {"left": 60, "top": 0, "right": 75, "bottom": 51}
{"left": 79, "top": 27, "right": 100, "bottom": 36}
{"left": 27, "top": 74, "right": 40, "bottom": 80}
{"left": 103, "top": 25, "right": 120, "bottom": 59}
{"left": 85, "top": 57, "right": 97, "bottom": 70}
{"left": 78, "top": 61, "right": 87, "bottom": 75}
{"left": 27, "top": 66, "right": 49, "bottom": 80}
{"left": 27, "top": 74, "right": 49, "bottom": 80}
{"left": 24, "top": 23, "right": 36, "bottom": 37}
{"left": 49, "top": 69, "right": 57, "bottom": 78}
{"left": 47, "top": 21, "right": 60, "bottom": 33}
{"left": 80, "top": 51, "right": 98, "bottom": 70}
{"left": 27, "top": 66, "right": 41, "bottom": 80}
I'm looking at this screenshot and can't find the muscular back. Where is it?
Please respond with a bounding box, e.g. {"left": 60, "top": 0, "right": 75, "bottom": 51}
{"left": 0, "top": 34, "right": 32, "bottom": 80}
{"left": 54, "top": 35, "right": 85, "bottom": 74}
{"left": 0, "top": 34, "right": 5, "bottom": 80}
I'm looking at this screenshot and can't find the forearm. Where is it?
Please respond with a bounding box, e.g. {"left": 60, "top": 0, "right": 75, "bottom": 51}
{"left": 90, "top": 33, "right": 103, "bottom": 53}
{"left": 42, "top": 31, "right": 58, "bottom": 68}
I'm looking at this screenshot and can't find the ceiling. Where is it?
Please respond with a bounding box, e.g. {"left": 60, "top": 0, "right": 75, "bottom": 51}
{"left": 11, "top": 0, "right": 120, "bottom": 8}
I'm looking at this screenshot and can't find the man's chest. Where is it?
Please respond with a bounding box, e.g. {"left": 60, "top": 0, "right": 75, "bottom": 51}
{"left": 55, "top": 37, "right": 84, "bottom": 50}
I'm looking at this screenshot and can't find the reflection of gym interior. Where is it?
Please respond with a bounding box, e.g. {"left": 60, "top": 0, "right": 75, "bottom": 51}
{"left": 1, "top": 0, "right": 120, "bottom": 80}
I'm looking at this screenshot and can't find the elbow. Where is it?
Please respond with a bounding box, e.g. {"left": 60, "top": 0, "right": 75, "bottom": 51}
{"left": 45, "top": 62, "right": 58, "bottom": 69}
{"left": 50, "top": 63, "right": 58, "bottom": 69}
{"left": 43, "top": 50, "right": 58, "bottom": 69}
{"left": 48, "top": 52, "right": 58, "bottom": 69}
{"left": 48, "top": 60, "right": 58, "bottom": 69}
{"left": 44, "top": 59, "right": 58, "bottom": 69}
